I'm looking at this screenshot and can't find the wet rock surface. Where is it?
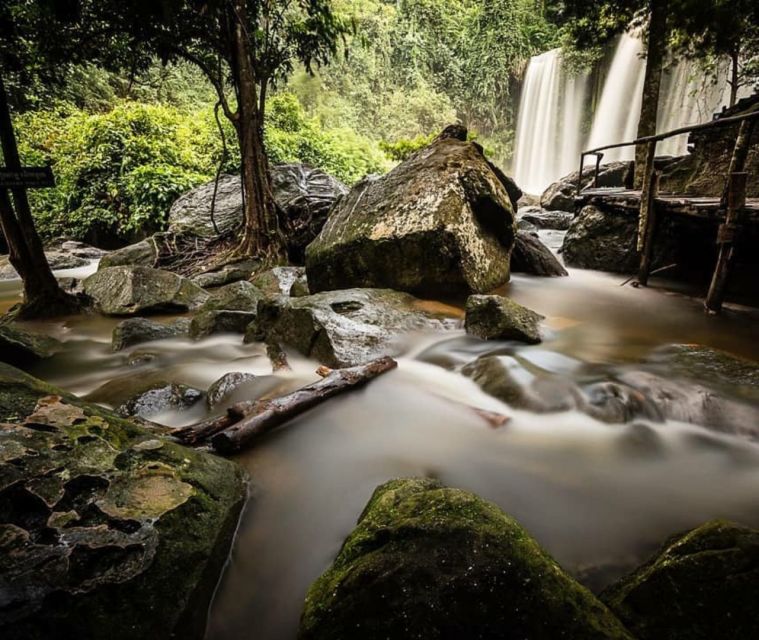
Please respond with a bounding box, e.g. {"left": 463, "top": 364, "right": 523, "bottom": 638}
{"left": 112, "top": 317, "right": 191, "bottom": 351}
{"left": 511, "top": 230, "right": 568, "bottom": 277}
{"left": 248, "top": 288, "right": 456, "bottom": 368}
{"left": 464, "top": 295, "right": 544, "bottom": 343}
{"left": 602, "top": 519, "right": 759, "bottom": 640}
{"left": 0, "top": 323, "right": 62, "bottom": 366}
{"left": 98, "top": 236, "right": 159, "bottom": 270}
{"left": 250, "top": 266, "right": 306, "bottom": 297}
{"left": 299, "top": 478, "right": 633, "bottom": 640}
{"left": 519, "top": 206, "right": 574, "bottom": 230}
{"left": 84, "top": 266, "right": 208, "bottom": 316}
{"left": 0, "top": 363, "right": 246, "bottom": 640}
{"left": 305, "top": 125, "right": 517, "bottom": 297}
{"left": 0, "top": 252, "right": 88, "bottom": 280}
{"left": 206, "top": 372, "right": 257, "bottom": 408}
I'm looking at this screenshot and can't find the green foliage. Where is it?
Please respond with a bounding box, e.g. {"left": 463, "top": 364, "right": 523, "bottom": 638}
{"left": 379, "top": 135, "right": 435, "bottom": 162}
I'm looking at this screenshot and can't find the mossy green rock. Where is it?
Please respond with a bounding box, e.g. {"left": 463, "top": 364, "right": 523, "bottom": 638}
{"left": 98, "top": 237, "right": 159, "bottom": 270}
{"left": 0, "top": 322, "right": 62, "bottom": 365}
{"left": 189, "top": 280, "right": 264, "bottom": 339}
{"left": 465, "top": 294, "right": 544, "bottom": 343}
{"left": 0, "top": 362, "right": 246, "bottom": 640}
{"left": 84, "top": 266, "right": 209, "bottom": 316}
{"left": 305, "top": 126, "right": 516, "bottom": 297}
{"left": 602, "top": 519, "right": 759, "bottom": 640}
{"left": 299, "top": 478, "right": 633, "bottom": 640}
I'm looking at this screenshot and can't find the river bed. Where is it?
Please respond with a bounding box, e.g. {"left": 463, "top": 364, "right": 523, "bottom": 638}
{"left": 3, "top": 255, "right": 759, "bottom": 640}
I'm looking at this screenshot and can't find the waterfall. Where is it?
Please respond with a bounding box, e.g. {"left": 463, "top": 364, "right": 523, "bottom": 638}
{"left": 512, "top": 49, "right": 589, "bottom": 195}
{"left": 587, "top": 34, "right": 646, "bottom": 163}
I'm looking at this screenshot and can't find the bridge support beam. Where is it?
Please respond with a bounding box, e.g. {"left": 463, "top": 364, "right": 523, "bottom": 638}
{"left": 637, "top": 141, "right": 658, "bottom": 286}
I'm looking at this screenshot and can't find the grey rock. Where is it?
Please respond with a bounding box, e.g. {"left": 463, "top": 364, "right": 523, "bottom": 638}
{"left": 305, "top": 125, "right": 517, "bottom": 297}
{"left": 117, "top": 382, "right": 203, "bottom": 419}
{"left": 511, "top": 231, "right": 568, "bottom": 277}
{"left": 520, "top": 206, "right": 574, "bottom": 230}
{"left": 112, "top": 317, "right": 191, "bottom": 351}
{"left": 98, "top": 237, "right": 159, "bottom": 270}
{"left": 189, "top": 281, "right": 264, "bottom": 339}
{"left": 0, "top": 322, "right": 62, "bottom": 365}
{"left": 191, "top": 259, "right": 259, "bottom": 289}
{"left": 247, "top": 288, "right": 456, "bottom": 367}
{"left": 206, "top": 372, "right": 257, "bottom": 408}
{"left": 541, "top": 161, "right": 632, "bottom": 211}
{"left": 84, "top": 266, "right": 208, "bottom": 316}
{"left": 250, "top": 266, "right": 305, "bottom": 297}
{"left": 464, "top": 295, "right": 543, "bottom": 344}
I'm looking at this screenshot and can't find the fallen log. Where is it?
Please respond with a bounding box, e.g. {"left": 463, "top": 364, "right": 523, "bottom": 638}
{"left": 204, "top": 356, "right": 398, "bottom": 454}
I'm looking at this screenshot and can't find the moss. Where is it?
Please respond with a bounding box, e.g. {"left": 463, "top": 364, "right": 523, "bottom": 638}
{"left": 300, "top": 478, "right": 632, "bottom": 640}
{"left": 601, "top": 519, "right": 759, "bottom": 640}
{"left": 0, "top": 362, "right": 247, "bottom": 640}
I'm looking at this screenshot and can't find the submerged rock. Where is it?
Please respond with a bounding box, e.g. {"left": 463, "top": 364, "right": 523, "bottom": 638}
{"left": 117, "top": 382, "right": 203, "bottom": 419}
{"left": 305, "top": 125, "right": 517, "bottom": 297}
{"left": 247, "top": 288, "right": 455, "bottom": 367}
{"left": 0, "top": 323, "right": 62, "bottom": 366}
{"left": 464, "top": 294, "right": 543, "bottom": 343}
{"left": 84, "top": 266, "right": 208, "bottom": 316}
{"left": 112, "top": 317, "right": 190, "bottom": 351}
{"left": 602, "top": 519, "right": 759, "bottom": 640}
{"left": 189, "top": 280, "right": 264, "bottom": 339}
{"left": 299, "top": 478, "right": 633, "bottom": 640}
{"left": 0, "top": 363, "right": 246, "bottom": 640}
{"left": 206, "top": 372, "right": 257, "bottom": 408}
{"left": 511, "top": 230, "right": 568, "bottom": 277}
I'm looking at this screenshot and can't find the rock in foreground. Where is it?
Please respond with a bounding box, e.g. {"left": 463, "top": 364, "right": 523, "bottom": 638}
{"left": 465, "top": 294, "right": 543, "bottom": 343}
{"left": 299, "top": 478, "right": 632, "bottom": 640}
{"left": 306, "top": 125, "right": 517, "bottom": 296}
{"left": 84, "top": 266, "right": 208, "bottom": 316}
{"left": 0, "top": 363, "right": 246, "bottom": 640}
{"left": 248, "top": 288, "right": 455, "bottom": 367}
{"left": 602, "top": 519, "right": 759, "bottom": 640}
{"left": 0, "top": 322, "right": 62, "bottom": 365}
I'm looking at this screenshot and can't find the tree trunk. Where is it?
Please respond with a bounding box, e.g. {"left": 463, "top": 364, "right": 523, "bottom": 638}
{"left": 634, "top": 0, "right": 668, "bottom": 188}
{"left": 0, "top": 73, "right": 78, "bottom": 318}
{"left": 229, "top": 1, "right": 286, "bottom": 262}
{"left": 729, "top": 49, "right": 740, "bottom": 108}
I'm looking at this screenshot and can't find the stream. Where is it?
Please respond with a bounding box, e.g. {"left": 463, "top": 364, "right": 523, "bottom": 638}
{"left": 3, "top": 243, "right": 759, "bottom": 640}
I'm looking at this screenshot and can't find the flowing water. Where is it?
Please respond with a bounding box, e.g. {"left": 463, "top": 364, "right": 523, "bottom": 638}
{"left": 3, "top": 254, "right": 759, "bottom": 640}
{"left": 512, "top": 33, "right": 746, "bottom": 195}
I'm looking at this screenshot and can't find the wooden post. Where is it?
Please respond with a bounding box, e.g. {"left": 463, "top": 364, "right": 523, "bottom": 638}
{"left": 636, "top": 140, "right": 658, "bottom": 286}
{"left": 705, "top": 172, "right": 747, "bottom": 313}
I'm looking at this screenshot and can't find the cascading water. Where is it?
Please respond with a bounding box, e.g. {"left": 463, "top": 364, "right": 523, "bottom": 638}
{"left": 512, "top": 49, "right": 588, "bottom": 194}
{"left": 512, "top": 32, "right": 740, "bottom": 194}
{"left": 587, "top": 33, "right": 646, "bottom": 163}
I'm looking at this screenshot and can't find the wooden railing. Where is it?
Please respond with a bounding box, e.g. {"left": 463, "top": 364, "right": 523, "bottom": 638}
{"left": 575, "top": 108, "right": 759, "bottom": 313}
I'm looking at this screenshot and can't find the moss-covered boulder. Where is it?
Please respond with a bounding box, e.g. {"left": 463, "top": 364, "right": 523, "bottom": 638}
{"left": 112, "top": 317, "right": 190, "bottom": 351}
{"left": 602, "top": 519, "right": 759, "bottom": 640}
{"left": 0, "top": 362, "right": 246, "bottom": 640}
{"left": 247, "top": 288, "right": 456, "bottom": 367}
{"left": 84, "top": 266, "right": 208, "bottom": 316}
{"left": 300, "top": 478, "right": 632, "bottom": 640}
{"left": 305, "top": 125, "right": 516, "bottom": 297}
{"left": 465, "top": 294, "right": 544, "bottom": 343}
{"left": 0, "top": 322, "right": 62, "bottom": 366}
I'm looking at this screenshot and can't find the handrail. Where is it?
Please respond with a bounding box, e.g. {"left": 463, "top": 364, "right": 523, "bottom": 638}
{"left": 576, "top": 108, "right": 759, "bottom": 195}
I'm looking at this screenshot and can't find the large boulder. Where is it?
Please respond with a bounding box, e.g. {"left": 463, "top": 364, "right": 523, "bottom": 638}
{"left": 602, "top": 519, "right": 759, "bottom": 640}
{"left": 511, "top": 231, "right": 568, "bottom": 277}
{"left": 299, "top": 478, "right": 633, "bottom": 640}
{"left": 305, "top": 125, "right": 517, "bottom": 297}
{"left": 464, "top": 294, "right": 543, "bottom": 343}
{"left": 247, "top": 288, "right": 456, "bottom": 368}
{"left": 167, "top": 166, "right": 347, "bottom": 263}
{"left": 0, "top": 322, "right": 62, "bottom": 366}
{"left": 84, "top": 266, "right": 208, "bottom": 316}
{"left": 541, "top": 161, "right": 633, "bottom": 212}
{"left": 0, "top": 363, "right": 246, "bottom": 640}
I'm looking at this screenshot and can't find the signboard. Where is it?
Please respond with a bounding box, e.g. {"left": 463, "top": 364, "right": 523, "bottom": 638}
{"left": 0, "top": 166, "right": 55, "bottom": 189}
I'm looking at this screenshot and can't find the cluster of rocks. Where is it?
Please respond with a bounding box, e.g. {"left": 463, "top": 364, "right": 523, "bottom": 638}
{"left": 299, "top": 477, "right": 759, "bottom": 640}
{"left": 0, "top": 240, "right": 103, "bottom": 280}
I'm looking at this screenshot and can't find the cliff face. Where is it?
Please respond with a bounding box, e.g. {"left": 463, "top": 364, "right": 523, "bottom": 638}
{"left": 660, "top": 94, "right": 759, "bottom": 197}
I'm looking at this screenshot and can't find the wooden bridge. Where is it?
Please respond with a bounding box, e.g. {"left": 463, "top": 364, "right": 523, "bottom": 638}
{"left": 574, "top": 108, "right": 759, "bottom": 313}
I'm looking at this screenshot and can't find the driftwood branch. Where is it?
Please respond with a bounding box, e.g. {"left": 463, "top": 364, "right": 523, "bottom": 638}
{"left": 172, "top": 357, "right": 398, "bottom": 453}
